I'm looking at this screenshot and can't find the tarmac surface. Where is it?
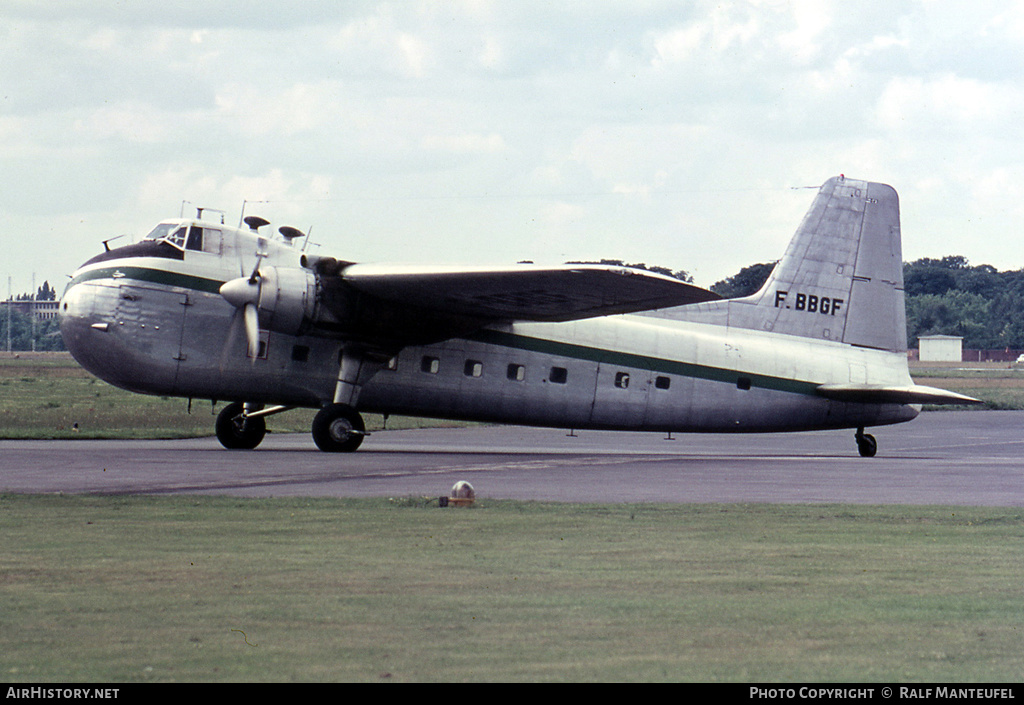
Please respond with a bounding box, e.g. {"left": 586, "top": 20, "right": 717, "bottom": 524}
{"left": 1, "top": 410, "right": 1022, "bottom": 505}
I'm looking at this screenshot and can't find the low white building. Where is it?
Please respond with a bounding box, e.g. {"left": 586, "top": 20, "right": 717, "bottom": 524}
{"left": 918, "top": 334, "right": 963, "bottom": 362}
{"left": 0, "top": 299, "right": 60, "bottom": 320}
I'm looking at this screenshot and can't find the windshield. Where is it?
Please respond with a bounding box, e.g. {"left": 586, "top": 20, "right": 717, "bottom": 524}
{"left": 143, "top": 222, "right": 186, "bottom": 249}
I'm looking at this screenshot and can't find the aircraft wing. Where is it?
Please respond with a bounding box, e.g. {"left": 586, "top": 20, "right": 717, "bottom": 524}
{"left": 333, "top": 263, "right": 721, "bottom": 323}
{"left": 816, "top": 383, "right": 983, "bottom": 406}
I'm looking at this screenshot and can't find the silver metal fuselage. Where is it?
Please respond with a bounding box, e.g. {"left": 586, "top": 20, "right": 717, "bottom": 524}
{"left": 59, "top": 220, "right": 918, "bottom": 435}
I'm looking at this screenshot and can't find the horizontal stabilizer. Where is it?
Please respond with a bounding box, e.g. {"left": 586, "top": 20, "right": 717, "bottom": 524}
{"left": 816, "top": 383, "right": 983, "bottom": 406}
{"left": 338, "top": 263, "right": 720, "bottom": 323}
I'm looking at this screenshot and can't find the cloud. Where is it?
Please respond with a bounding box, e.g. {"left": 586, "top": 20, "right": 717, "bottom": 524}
{"left": 2, "top": 0, "right": 1024, "bottom": 295}
{"left": 420, "top": 133, "right": 506, "bottom": 154}
{"left": 874, "top": 74, "right": 1024, "bottom": 135}
{"left": 74, "top": 101, "right": 177, "bottom": 143}
{"left": 214, "top": 82, "right": 347, "bottom": 137}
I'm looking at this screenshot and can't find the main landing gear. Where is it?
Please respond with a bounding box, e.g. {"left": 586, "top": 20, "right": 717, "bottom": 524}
{"left": 215, "top": 346, "right": 379, "bottom": 453}
{"left": 855, "top": 427, "right": 877, "bottom": 458}
{"left": 214, "top": 400, "right": 367, "bottom": 452}
{"left": 311, "top": 403, "right": 366, "bottom": 453}
{"left": 308, "top": 345, "right": 382, "bottom": 453}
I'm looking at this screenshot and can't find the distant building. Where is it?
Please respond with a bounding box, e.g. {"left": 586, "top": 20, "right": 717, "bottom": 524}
{"left": 1, "top": 299, "right": 61, "bottom": 321}
{"left": 919, "top": 335, "right": 963, "bottom": 362}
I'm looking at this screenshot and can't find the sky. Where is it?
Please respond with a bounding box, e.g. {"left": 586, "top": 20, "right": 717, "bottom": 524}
{"left": 3, "top": 0, "right": 1024, "bottom": 297}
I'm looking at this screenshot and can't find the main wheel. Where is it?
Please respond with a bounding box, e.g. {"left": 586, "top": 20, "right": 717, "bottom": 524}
{"left": 215, "top": 401, "right": 267, "bottom": 450}
{"left": 856, "top": 431, "right": 877, "bottom": 458}
{"left": 311, "top": 403, "right": 366, "bottom": 453}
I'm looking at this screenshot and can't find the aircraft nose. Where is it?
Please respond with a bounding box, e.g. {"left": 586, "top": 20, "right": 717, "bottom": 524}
{"left": 58, "top": 275, "right": 122, "bottom": 376}
{"left": 59, "top": 278, "right": 92, "bottom": 326}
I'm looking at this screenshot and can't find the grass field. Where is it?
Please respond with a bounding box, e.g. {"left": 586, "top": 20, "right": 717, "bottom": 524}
{"left": 3, "top": 354, "right": 1023, "bottom": 682}
{"left": 909, "top": 361, "right": 1024, "bottom": 410}
{"left": 2, "top": 495, "right": 1022, "bottom": 682}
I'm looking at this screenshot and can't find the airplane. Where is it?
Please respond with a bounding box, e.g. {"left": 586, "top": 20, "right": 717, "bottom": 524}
{"left": 58, "top": 176, "right": 980, "bottom": 457}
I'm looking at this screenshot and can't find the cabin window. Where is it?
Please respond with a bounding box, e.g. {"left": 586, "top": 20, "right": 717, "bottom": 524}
{"left": 549, "top": 366, "right": 568, "bottom": 384}
{"left": 507, "top": 363, "right": 525, "bottom": 382}
{"left": 202, "top": 228, "right": 222, "bottom": 255}
{"left": 464, "top": 360, "right": 483, "bottom": 377}
{"left": 291, "top": 345, "right": 309, "bottom": 362}
{"left": 385, "top": 357, "right": 398, "bottom": 371}
{"left": 421, "top": 356, "right": 440, "bottom": 374}
{"left": 614, "top": 372, "right": 630, "bottom": 389}
{"left": 737, "top": 377, "right": 752, "bottom": 391}
{"left": 655, "top": 376, "right": 671, "bottom": 390}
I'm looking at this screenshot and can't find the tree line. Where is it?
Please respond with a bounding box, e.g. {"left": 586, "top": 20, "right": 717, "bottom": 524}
{"left": 0, "top": 311, "right": 64, "bottom": 352}
{"left": 709, "top": 256, "right": 1024, "bottom": 350}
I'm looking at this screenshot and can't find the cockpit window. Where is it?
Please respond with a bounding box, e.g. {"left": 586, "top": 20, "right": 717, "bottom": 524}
{"left": 165, "top": 227, "right": 186, "bottom": 248}
{"left": 143, "top": 223, "right": 179, "bottom": 241}
{"left": 142, "top": 223, "right": 187, "bottom": 250}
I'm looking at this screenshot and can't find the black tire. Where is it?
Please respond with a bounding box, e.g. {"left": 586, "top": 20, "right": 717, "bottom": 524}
{"left": 215, "top": 401, "right": 267, "bottom": 450}
{"left": 311, "top": 403, "right": 366, "bottom": 453}
{"left": 856, "top": 432, "right": 877, "bottom": 458}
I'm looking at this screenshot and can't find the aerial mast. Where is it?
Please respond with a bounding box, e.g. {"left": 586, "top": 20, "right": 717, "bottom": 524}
{"left": 6, "top": 277, "right": 10, "bottom": 353}
{"left": 31, "top": 272, "right": 36, "bottom": 352}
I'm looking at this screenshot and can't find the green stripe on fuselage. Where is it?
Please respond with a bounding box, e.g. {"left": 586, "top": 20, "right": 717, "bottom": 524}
{"left": 67, "top": 265, "right": 225, "bottom": 294}
{"left": 467, "top": 328, "right": 821, "bottom": 397}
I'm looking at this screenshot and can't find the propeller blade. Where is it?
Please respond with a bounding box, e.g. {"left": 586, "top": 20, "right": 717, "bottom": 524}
{"left": 218, "top": 306, "right": 245, "bottom": 372}
{"left": 248, "top": 258, "right": 262, "bottom": 283}
{"left": 219, "top": 275, "right": 262, "bottom": 361}
{"left": 243, "top": 302, "right": 260, "bottom": 360}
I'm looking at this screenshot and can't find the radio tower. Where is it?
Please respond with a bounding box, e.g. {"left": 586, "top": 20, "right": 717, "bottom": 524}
{"left": 6, "top": 276, "right": 11, "bottom": 353}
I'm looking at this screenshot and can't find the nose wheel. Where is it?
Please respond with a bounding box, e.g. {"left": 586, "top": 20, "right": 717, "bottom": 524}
{"left": 855, "top": 428, "right": 877, "bottom": 457}
{"left": 312, "top": 403, "right": 366, "bottom": 452}
{"left": 215, "top": 401, "right": 267, "bottom": 450}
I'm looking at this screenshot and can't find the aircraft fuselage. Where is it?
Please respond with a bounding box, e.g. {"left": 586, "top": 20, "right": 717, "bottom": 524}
{"left": 59, "top": 217, "right": 918, "bottom": 437}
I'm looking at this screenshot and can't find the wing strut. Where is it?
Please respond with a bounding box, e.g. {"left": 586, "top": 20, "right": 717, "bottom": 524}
{"left": 333, "top": 346, "right": 380, "bottom": 407}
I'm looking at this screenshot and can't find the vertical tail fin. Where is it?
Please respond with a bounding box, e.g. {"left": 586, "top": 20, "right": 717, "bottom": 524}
{"left": 695, "top": 176, "right": 907, "bottom": 352}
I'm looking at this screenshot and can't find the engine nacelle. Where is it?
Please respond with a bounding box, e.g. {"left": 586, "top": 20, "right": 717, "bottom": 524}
{"left": 220, "top": 266, "right": 336, "bottom": 338}
{"left": 255, "top": 266, "right": 318, "bottom": 336}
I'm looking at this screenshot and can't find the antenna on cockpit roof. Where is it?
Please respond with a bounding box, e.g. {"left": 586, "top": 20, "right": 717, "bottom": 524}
{"left": 102, "top": 234, "right": 127, "bottom": 252}
{"left": 238, "top": 199, "right": 268, "bottom": 229}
